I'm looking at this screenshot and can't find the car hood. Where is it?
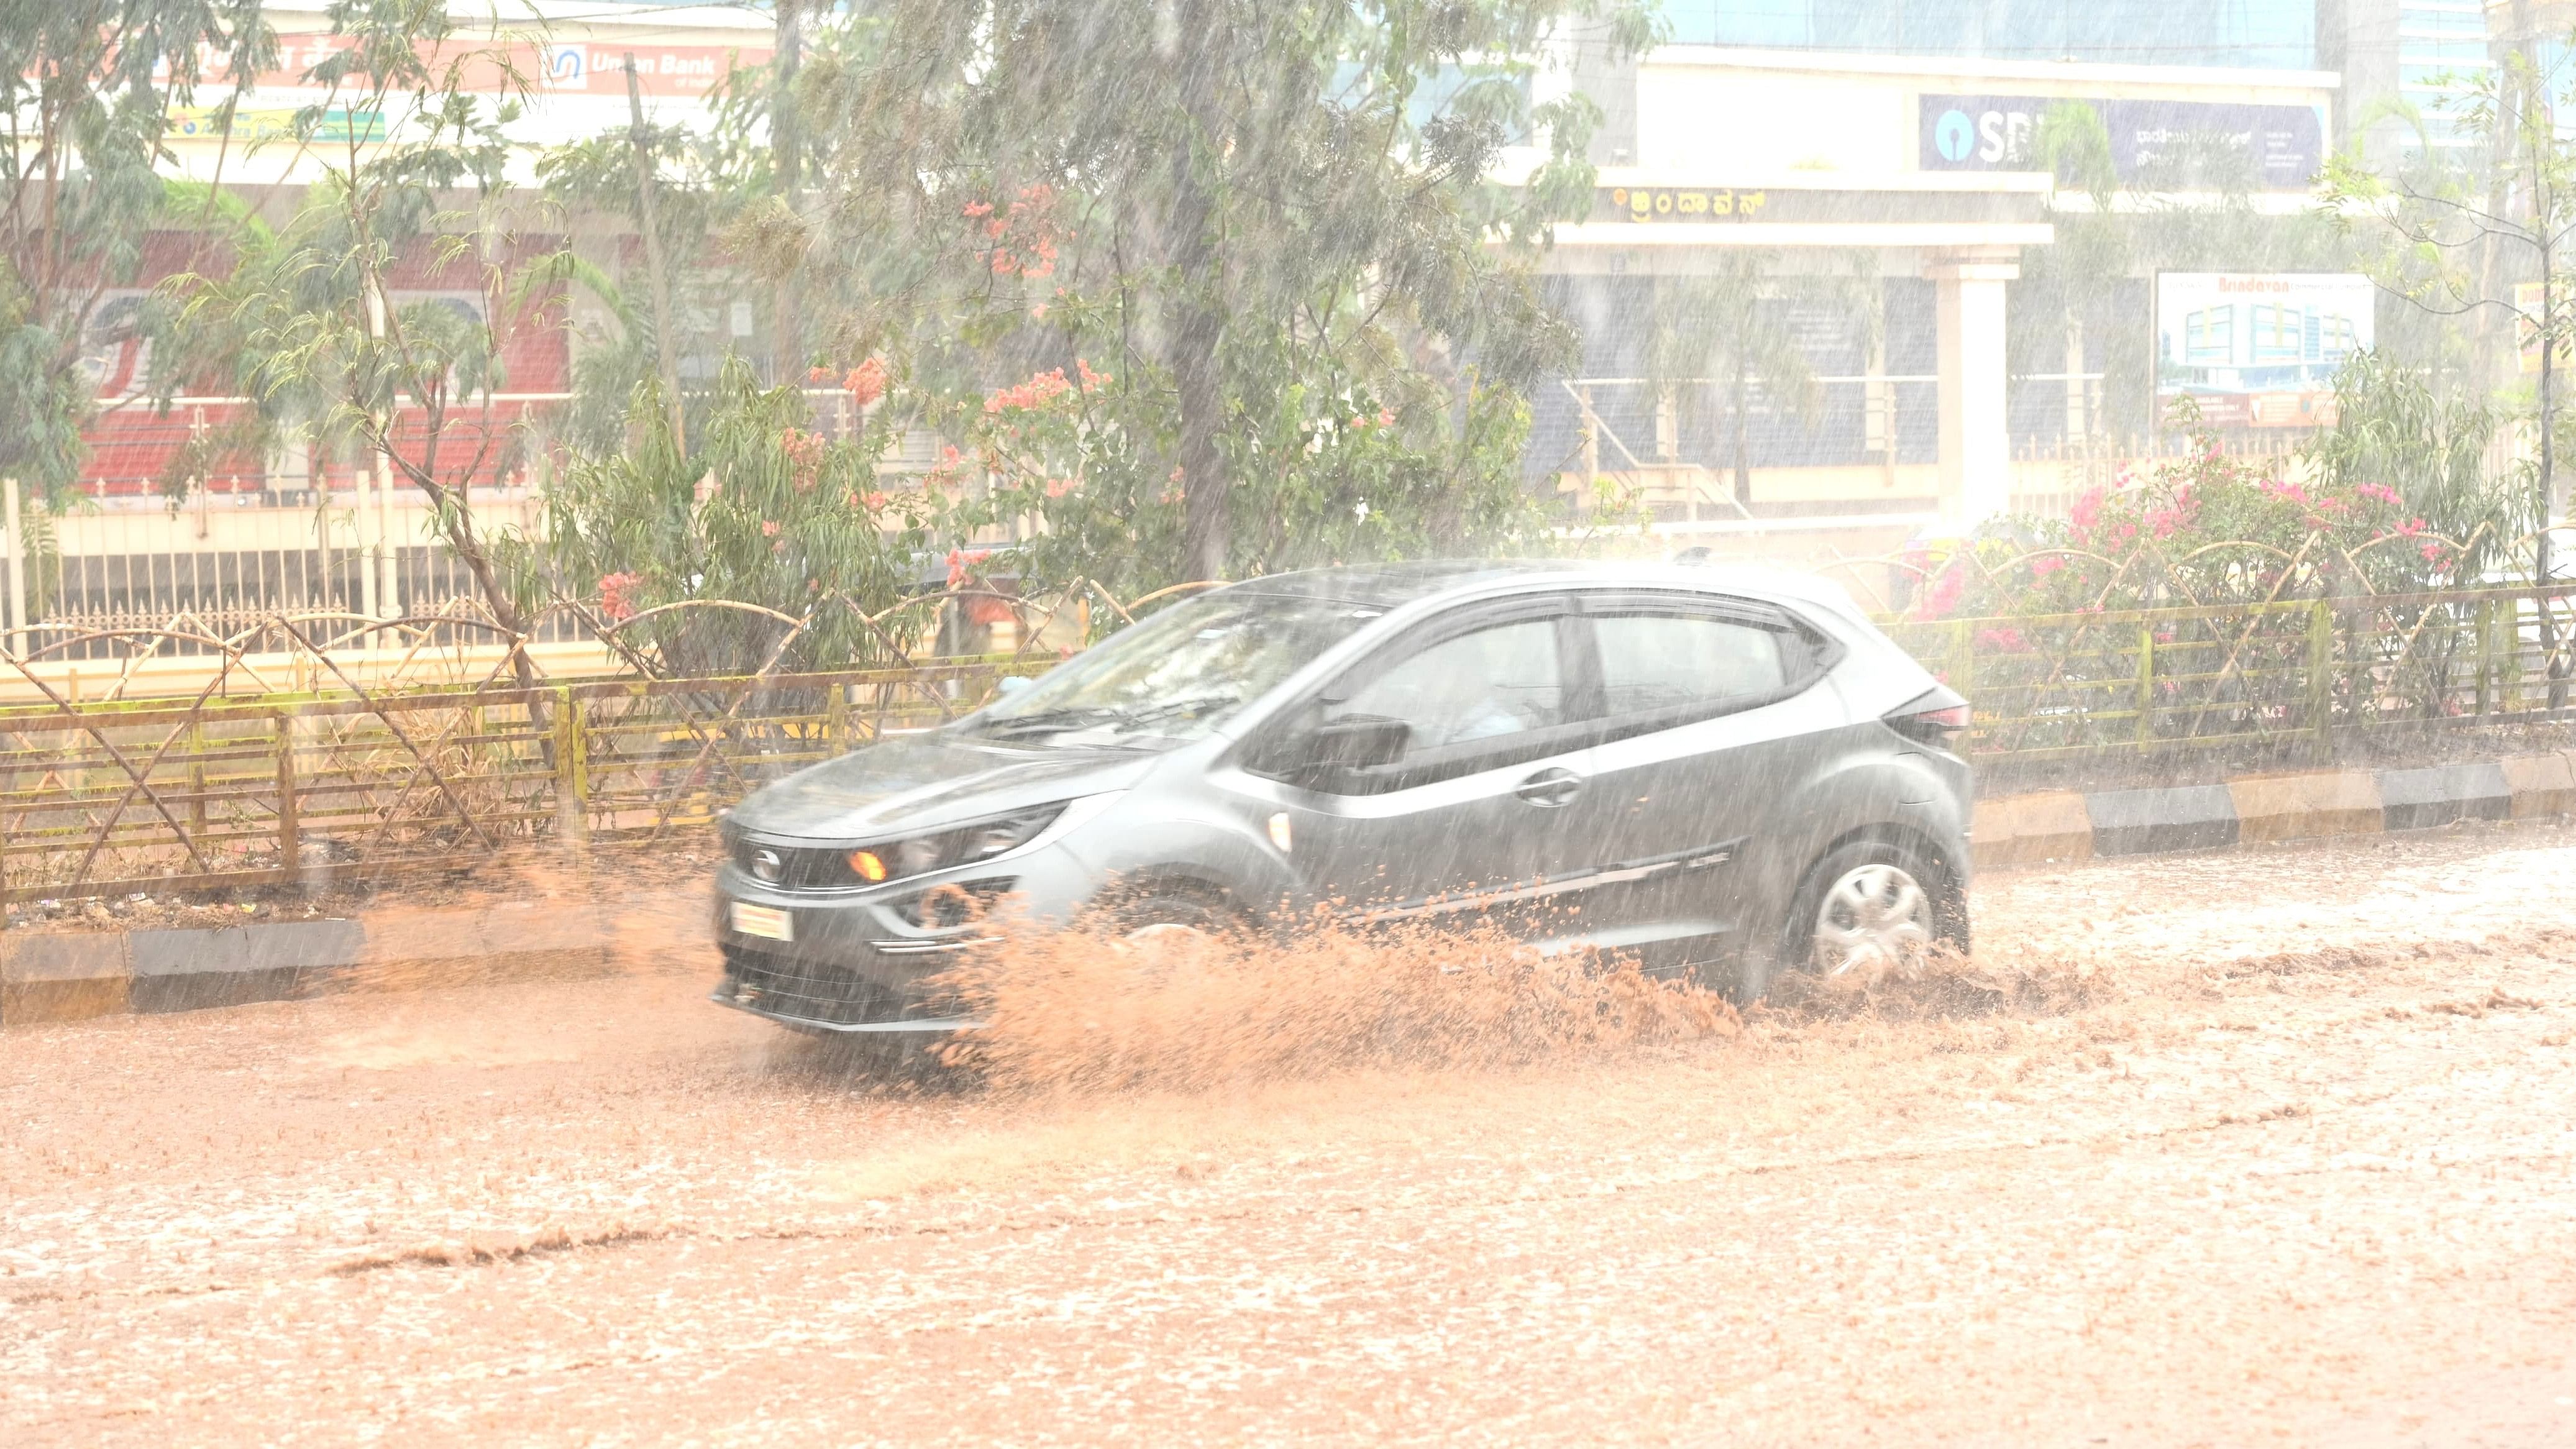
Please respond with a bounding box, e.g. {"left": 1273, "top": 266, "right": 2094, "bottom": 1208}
{"left": 726, "top": 732, "right": 1157, "bottom": 840}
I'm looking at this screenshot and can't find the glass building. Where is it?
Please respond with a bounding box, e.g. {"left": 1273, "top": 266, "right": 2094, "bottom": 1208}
{"left": 1658, "top": 0, "right": 2318, "bottom": 70}
{"left": 2394, "top": 0, "right": 2493, "bottom": 150}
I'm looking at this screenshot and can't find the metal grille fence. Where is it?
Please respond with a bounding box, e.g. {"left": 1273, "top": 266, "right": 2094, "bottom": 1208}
{"left": 4, "top": 580, "right": 2573, "bottom": 904}
{"left": 1882, "top": 584, "right": 2576, "bottom": 762}
{"left": 0, "top": 661, "right": 1028, "bottom": 901}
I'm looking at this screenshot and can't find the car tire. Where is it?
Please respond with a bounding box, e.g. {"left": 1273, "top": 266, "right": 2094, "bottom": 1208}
{"left": 1107, "top": 881, "right": 1240, "bottom": 937}
{"left": 1760, "top": 837, "right": 1965, "bottom": 996}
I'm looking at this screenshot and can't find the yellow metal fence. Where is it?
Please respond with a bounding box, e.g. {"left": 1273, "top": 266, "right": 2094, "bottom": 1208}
{"left": 7, "top": 581, "right": 2575, "bottom": 902}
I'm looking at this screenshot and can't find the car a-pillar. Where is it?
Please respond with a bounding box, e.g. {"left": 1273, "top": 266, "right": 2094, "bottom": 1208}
{"left": 1925, "top": 246, "right": 2021, "bottom": 528}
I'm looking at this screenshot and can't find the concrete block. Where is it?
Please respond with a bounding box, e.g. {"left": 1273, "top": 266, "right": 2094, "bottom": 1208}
{"left": 1, "top": 931, "right": 131, "bottom": 1025}
{"left": 129, "top": 918, "right": 364, "bottom": 1013}
{"left": 2500, "top": 752, "right": 2576, "bottom": 819}
{"left": 2227, "top": 770, "right": 2385, "bottom": 844}
{"left": 1970, "top": 790, "right": 2094, "bottom": 868}
{"left": 2378, "top": 763, "right": 2513, "bottom": 832}
{"left": 2086, "top": 785, "right": 2240, "bottom": 857}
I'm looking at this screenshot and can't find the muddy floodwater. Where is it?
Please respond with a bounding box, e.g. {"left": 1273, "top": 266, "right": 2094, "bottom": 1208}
{"left": 6, "top": 824, "right": 2576, "bottom": 1445}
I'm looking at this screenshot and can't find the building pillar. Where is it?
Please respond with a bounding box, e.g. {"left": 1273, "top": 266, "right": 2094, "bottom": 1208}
{"left": 1925, "top": 250, "right": 2019, "bottom": 526}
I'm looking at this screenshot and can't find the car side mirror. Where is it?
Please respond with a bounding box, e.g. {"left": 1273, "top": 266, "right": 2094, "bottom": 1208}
{"left": 1301, "top": 715, "right": 1410, "bottom": 772}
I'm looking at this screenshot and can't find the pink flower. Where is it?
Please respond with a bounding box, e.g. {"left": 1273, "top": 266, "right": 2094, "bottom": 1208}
{"left": 2421, "top": 540, "right": 2445, "bottom": 563}
{"left": 598, "top": 571, "right": 643, "bottom": 623}
{"left": 2029, "top": 554, "right": 2067, "bottom": 578}
{"left": 2356, "top": 482, "right": 2401, "bottom": 505}
{"left": 779, "top": 427, "right": 828, "bottom": 493}
{"left": 2070, "top": 486, "right": 2106, "bottom": 537}
{"left": 1376, "top": 408, "right": 1395, "bottom": 427}
{"left": 1077, "top": 358, "right": 1110, "bottom": 390}
{"left": 843, "top": 357, "right": 887, "bottom": 408}
{"left": 1044, "top": 477, "right": 1076, "bottom": 498}
{"left": 761, "top": 519, "right": 781, "bottom": 537}
{"left": 984, "top": 368, "right": 1072, "bottom": 413}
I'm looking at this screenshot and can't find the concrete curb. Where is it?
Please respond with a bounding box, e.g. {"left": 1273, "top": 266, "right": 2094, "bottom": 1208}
{"left": 0, "top": 897, "right": 667, "bottom": 1028}
{"left": 1971, "top": 750, "right": 2576, "bottom": 869}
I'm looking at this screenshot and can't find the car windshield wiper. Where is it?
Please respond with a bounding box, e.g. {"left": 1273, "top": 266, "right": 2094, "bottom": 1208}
{"left": 974, "top": 695, "right": 1239, "bottom": 741}
{"left": 973, "top": 705, "right": 1125, "bottom": 739}
{"left": 1097, "top": 694, "right": 1239, "bottom": 734}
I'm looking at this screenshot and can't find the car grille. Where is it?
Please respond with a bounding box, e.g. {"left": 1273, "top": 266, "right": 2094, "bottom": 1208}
{"left": 731, "top": 838, "right": 861, "bottom": 890}
{"left": 719, "top": 943, "right": 911, "bottom": 1026}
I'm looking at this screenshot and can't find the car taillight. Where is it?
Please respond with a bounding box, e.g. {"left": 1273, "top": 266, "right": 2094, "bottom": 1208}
{"left": 1885, "top": 692, "right": 1971, "bottom": 746}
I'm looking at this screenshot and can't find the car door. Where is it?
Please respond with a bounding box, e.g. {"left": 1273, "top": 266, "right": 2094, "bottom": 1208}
{"left": 1249, "top": 598, "right": 1596, "bottom": 927}
{"left": 1551, "top": 591, "right": 1845, "bottom": 965}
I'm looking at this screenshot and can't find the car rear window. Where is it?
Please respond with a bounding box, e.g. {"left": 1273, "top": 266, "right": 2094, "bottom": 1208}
{"left": 1590, "top": 611, "right": 1806, "bottom": 719}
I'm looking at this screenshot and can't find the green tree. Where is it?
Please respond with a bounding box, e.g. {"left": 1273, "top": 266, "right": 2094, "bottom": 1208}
{"left": 170, "top": 0, "right": 541, "bottom": 676}
{"left": 0, "top": 0, "right": 273, "bottom": 498}
{"left": 1637, "top": 252, "right": 1873, "bottom": 512}
{"left": 2319, "top": 41, "right": 2576, "bottom": 581}
{"left": 2301, "top": 350, "right": 2518, "bottom": 581}
{"left": 540, "top": 360, "right": 938, "bottom": 675}
{"left": 777, "top": 0, "right": 1656, "bottom": 586}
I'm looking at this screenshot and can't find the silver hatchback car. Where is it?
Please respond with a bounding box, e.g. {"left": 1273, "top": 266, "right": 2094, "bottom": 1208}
{"left": 711, "top": 560, "right": 1972, "bottom": 1035}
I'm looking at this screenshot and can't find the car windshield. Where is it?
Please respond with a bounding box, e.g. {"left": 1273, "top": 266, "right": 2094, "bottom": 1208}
{"left": 957, "top": 590, "right": 1384, "bottom": 748}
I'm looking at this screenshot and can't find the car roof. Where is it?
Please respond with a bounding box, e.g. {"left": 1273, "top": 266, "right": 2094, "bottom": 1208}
{"left": 1215, "top": 560, "right": 1561, "bottom": 606}
{"left": 1222, "top": 559, "right": 1868, "bottom": 621}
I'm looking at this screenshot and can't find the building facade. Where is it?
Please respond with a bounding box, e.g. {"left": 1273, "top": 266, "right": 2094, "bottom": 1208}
{"left": 1530, "top": 4, "right": 2338, "bottom": 532}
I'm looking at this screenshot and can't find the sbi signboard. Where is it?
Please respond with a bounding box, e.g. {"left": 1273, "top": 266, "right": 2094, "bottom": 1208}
{"left": 1919, "top": 95, "right": 2323, "bottom": 191}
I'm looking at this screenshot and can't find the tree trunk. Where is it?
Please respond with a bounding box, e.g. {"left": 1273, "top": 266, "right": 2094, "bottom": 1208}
{"left": 772, "top": 0, "right": 803, "bottom": 388}
{"left": 626, "top": 56, "right": 687, "bottom": 451}
{"left": 1166, "top": 0, "right": 1228, "bottom": 583}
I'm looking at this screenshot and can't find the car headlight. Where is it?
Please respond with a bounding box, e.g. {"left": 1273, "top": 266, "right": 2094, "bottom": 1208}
{"left": 847, "top": 802, "right": 1068, "bottom": 886}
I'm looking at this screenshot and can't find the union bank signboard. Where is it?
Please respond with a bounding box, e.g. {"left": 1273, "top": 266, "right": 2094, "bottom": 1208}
{"left": 1919, "top": 95, "right": 2323, "bottom": 191}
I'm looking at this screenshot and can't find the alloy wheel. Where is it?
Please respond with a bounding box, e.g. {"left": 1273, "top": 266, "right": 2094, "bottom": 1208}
{"left": 1809, "top": 862, "right": 1934, "bottom": 979}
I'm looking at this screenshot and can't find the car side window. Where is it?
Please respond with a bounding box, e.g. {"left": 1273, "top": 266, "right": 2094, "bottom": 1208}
{"left": 1591, "top": 611, "right": 1804, "bottom": 721}
{"left": 1331, "top": 618, "right": 1565, "bottom": 752}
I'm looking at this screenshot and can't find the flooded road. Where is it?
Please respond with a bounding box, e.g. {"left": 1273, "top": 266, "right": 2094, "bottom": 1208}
{"left": 7, "top": 824, "right": 2576, "bottom": 1445}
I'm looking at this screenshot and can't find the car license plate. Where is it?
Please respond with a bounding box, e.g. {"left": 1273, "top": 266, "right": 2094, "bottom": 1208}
{"left": 730, "top": 901, "right": 793, "bottom": 942}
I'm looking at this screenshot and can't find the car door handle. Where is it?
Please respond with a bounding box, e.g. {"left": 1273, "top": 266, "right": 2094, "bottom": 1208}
{"left": 1516, "top": 767, "right": 1584, "bottom": 808}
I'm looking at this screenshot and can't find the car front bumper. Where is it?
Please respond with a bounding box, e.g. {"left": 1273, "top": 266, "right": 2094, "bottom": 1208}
{"left": 708, "top": 838, "right": 1098, "bottom": 1031}
{"left": 709, "top": 977, "right": 981, "bottom": 1034}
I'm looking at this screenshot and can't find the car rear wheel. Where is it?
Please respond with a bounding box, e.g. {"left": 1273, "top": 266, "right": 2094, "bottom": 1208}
{"left": 1747, "top": 838, "right": 1963, "bottom": 999}
{"left": 1809, "top": 859, "right": 1934, "bottom": 977}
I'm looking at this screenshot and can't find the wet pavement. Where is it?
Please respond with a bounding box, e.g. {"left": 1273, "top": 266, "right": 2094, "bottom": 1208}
{"left": 6, "top": 822, "right": 2575, "bottom": 1445}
